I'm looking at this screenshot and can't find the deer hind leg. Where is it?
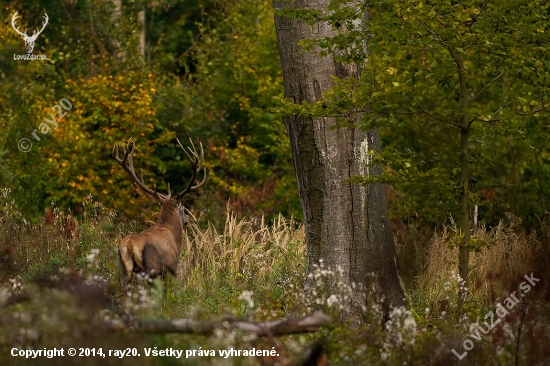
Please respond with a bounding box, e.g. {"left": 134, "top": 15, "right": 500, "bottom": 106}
{"left": 142, "top": 244, "right": 167, "bottom": 315}
{"left": 166, "top": 259, "right": 178, "bottom": 277}
{"left": 118, "top": 247, "right": 134, "bottom": 292}
{"left": 142, "top": 244, "right": 163, "bottom": 283}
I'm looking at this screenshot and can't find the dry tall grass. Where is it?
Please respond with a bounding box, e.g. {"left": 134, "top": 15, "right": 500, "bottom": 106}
{"left": 171, "top": 206, "right": 306, "bottom": 317}
{"left": 180, "top": 211, "right": 305, "bottom": 284}
{"left": 418, "top": 220, "right": 544, "bottom": 306}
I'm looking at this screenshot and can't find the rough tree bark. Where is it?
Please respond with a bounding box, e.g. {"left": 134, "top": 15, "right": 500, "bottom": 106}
{"left": 273, "top": 1, "right": 405, "bottom": 313}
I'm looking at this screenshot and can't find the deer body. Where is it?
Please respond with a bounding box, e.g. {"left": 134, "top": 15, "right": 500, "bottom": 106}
{"left": 118, "top": 201, "right": 188, "bottom": 288}
{"left": 112, "top": 138, "right": 205, "bottom": 302}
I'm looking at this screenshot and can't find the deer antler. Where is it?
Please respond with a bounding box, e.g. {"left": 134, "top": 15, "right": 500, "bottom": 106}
{"left": 11, "top": 11, "right": 28, "bottom": 38}
{"left": 113, "top": 138, "right": 206, "bottom": 202}
{"left": 112, "top": 138, "right": 168, "bottom": 201}
{"left": 173, "top": 139, "right": 207, "bottom": 201}
{"left": 11, "top": 11, "right": 48, "bottom": 39}
{"left": 31, "top": 13, "right": 48, "bottom": 38}
{"left": 11, "top": 11, "right": 48, "bottom": 53}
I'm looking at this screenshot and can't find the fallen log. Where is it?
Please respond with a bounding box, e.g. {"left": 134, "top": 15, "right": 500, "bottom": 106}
{"left": 103, "top": 311, "right": 331, "bottom": 336}
{"left": 2, "top": 292, "right": 30, "bottom": 308}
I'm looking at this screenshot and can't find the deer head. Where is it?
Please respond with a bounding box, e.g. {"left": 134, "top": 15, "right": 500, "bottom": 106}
{"left": 11, "top": 11, "right": 49, "bottom": 54}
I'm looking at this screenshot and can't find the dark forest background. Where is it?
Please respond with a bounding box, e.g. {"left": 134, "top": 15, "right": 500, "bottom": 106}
{"left": 1, "top": 0, "right": 548, "bottom": 232}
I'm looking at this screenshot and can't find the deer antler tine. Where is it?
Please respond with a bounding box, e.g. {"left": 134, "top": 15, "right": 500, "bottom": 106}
{"left": 129, "top": 153, "right": 136, "bottom": 171}
{"left": 113, "top": 138, "right": 169, "bottom": 202}
{"left": 189, "top": 141, "right": 203, "bottom": 171}
{"left": 167, "top": 183, "right": 171, "bottom": 197}
{"left": 121, "top": 138, "right": 133, "bottom": 164}
{"left": 198, "top": 141, "right": 204, "bottom": 170}
{"left": 177, "top": 138, "right": 195, "bottom": 164}
{"left": 192, "top": 168, "right": 207, "bottom": 190}
{"left": 172, "top": 138, "right": 207, "bottom": 200}
{"left": 121, "top": 146, "right": 129, "bottom": 164}
{"left": 177, "top": 138, "right": 194, "bottom": 159}
{"left": 186, "top": 146, "right": 199, "bottom": 160}
{"left": 188, "top": 138, "right": 199, "bottom": 157}
{"left": 11, "top": 11, "right": 27, "bottom": 37}
{"left": 176, "top": 139, "right": 193, "bottom": 160}
{"left": 34, "top": 13, "right": 48, "bottom": 36}
{"left": 112, "top": 143, "right": 119, "bottom": 160}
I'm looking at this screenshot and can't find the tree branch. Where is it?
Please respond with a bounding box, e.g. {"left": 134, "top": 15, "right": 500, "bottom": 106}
{"left": 413, "top": 16, "right": 461, "bottom": 70}
{"left": 468, "top": 116, "right": 502, "bottom": 128}
{"left": 471, "top": 71, "right": 505, "bottom": 102}
{"left": 403, "top": 94, "right": 462, "bottom": 128}
{"left": 462, "top": 0, "right": 491, "bottom": 35}
{"left": 103, "top": 311, "right": 331, "bottom": 335}
{"left": 2, "top": 292, "right": 31, "bottom": 308}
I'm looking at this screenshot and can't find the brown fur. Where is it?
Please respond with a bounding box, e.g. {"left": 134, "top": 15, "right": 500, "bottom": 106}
{"left": 118, "top": 200, "right": 187, "bottom": 290}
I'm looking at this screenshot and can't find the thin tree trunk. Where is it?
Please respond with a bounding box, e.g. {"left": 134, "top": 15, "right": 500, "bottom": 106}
{"left": 273, "top": 1, "right": 405, "bottom": 315}
{"left": 458, "top": 56, "right": 470, "bottom": 292}
{"left": 111, "top": 0, "right": 124, "bottom": 61}
{"left": 138, "top": 10, "right": 146, "bottom": 58}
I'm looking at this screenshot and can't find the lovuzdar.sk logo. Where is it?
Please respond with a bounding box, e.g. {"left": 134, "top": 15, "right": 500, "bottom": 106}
{"left": 11, "top": 10, "right": 49, "bottom": 61}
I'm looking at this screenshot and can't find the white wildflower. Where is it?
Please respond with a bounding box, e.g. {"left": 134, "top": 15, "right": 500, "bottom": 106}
{"left": 326, "top": 295, "right": 339, "bottom": 307}
{"left": 238, "top": 290, "right": 254, "bottom": 308}
{"left": 86, "top": 248, "right": 100, "bottom": 267}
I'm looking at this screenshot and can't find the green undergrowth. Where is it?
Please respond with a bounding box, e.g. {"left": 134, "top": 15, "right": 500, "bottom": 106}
{"left": 0, "top": 188, "right": 549, "bottom": 365}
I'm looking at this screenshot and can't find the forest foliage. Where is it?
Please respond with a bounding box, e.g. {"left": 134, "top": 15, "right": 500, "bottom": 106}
{"left": 275, "top": 0, "right": 550, "bottom": 230}
{"left": 1, "top": 0, "right": 549, "bottom": 232}
{"left": 0, "top": 0, "right": 299, "bottom": 224}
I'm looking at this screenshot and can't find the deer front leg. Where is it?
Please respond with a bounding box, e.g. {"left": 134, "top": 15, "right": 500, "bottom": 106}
{"left": 160, "top": 270, "right": 168, "bottom": 317}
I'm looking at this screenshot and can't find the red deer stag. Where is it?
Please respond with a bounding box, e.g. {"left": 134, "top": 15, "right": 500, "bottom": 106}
{"left": 112, "top": 138, "right": 206, "bottom": 309}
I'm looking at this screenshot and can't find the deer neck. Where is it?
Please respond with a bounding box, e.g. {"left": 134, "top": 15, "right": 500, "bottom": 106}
{"left": 157, "top": 204, "right": 179, "bottom": 226}
{"left": 156, "top": 204, "right": 184, "bottom": 241}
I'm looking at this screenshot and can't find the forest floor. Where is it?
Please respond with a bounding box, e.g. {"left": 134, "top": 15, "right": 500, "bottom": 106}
{"left": 0, "top": 189, "right": 549, "bottom": 365}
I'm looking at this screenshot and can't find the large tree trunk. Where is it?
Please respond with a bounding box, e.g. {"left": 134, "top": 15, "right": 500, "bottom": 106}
{"left": 273, "top": 1, "right": 405, "bottom": 314}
